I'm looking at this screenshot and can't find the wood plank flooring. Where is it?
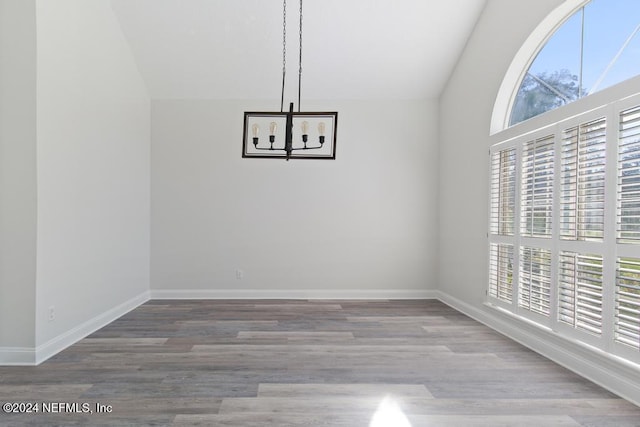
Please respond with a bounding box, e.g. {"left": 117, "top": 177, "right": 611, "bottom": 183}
{"left": 1, "top": 299, "right": 639, "bottom": 426}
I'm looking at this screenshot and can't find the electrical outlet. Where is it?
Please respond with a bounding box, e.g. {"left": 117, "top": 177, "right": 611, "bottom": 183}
{"left": 48, "top": 306, "right": 55, "bottom": 322}
{"left": 236, "top": 269, "right": 244, "bottom": 280}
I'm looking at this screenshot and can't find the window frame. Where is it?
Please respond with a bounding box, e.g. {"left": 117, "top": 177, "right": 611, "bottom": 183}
{"left": 488, "top": 87, "right": 640, "bottom": 364}
{"left": 491, "top": 0, "right": 590, "bottom": 135}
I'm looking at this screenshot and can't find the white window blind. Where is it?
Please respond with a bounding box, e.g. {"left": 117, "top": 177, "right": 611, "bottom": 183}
{"left": 490, "top": 148, "right": 516, "bottom": 236}
{"left": 489, "top": 96, "right": 640, "bottom": 364}
{"left": 560, "top": 118, "right": 606, "bottom": 241}
{"left": 616, "top": 257, "right": 640, "bottom": 350}
{"left": 521, "top": 135, "right": 555, "bottom": 238}
{"left": 618, "top": 105, "right": 640, "bottom": 243}
{"left": 558, "top": 252, "right": 603, "bottom": 336}
{"left": 519, "top": 246, "right": 551, "bottom": 316}
{"left": 489, "top": 243, "right": 513, "bottom": 303}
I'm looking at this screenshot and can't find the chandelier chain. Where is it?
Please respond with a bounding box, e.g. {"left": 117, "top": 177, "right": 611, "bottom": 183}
{"left": 298, "top": 0, "right": 303, "bottom": 112}
{"left": 281, "top": 0, "right": 287, "bottom": 112}
{"left": 280, "top": 0, "right": 304, "bottom": 113}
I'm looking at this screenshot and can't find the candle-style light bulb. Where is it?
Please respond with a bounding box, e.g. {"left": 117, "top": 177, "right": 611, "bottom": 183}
{"left": 301, "top": 121, "right": 309, "bottom": 144}
{"left": 269, "top": 121, "right": 277, "bottom": 144}
{"left": 251, "top": 123, "right": 259, "bottom": 147}
{"left": 318, "top": 122, "right": 326, "bottom": 144}
{"left": 318, "top": 122, "right": 326, "bottom": 136}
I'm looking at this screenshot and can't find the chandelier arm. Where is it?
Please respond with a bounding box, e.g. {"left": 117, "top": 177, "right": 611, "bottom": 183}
{"left": 291, "top": 146, "right": 323, "bottom": 151}
{"left": 298, "top": 0, "right": 303, "bottom": 112}
{"left": 252, "top": 145, "right": 322, "bottom": 151}
{"left": 281, "top": 0, "right": 287, "bottom": 112}
{"left": 253, "top": 147, "right": 281, "bottom": 151}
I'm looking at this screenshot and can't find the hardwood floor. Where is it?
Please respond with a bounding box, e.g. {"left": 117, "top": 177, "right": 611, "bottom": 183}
{"left": 1, "top": 299, "right": 639, "bottom": 426}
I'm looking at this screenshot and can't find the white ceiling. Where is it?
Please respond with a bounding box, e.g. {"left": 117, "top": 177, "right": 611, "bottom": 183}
{"left": 110, "top": 0, "right": 486, "bottom": 100}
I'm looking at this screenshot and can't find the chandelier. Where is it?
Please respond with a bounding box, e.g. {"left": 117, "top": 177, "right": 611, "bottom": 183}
{"left": 242, "top": 0, "right": 337, "bottom": 160}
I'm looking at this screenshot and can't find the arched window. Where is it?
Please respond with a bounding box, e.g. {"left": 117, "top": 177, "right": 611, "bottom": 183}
{"left": 510, "top": 0, "right": 640, "bottom": 126}
{"left": 488, "top": 0, "right": 640, "bottom": 367}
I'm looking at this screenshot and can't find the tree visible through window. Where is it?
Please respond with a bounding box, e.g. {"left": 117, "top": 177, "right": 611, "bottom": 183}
{"left": 510, "top": 0, "right": 640, "bottom": 126}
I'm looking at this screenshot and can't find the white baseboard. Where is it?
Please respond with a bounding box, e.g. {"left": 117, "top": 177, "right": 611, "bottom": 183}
{"left": 0, "top": 347, "right": 37, "bottom": 365}
{"left": 150, "top": 288, "right": 438, "bottom": 300}
{"left": 33, "top": 290, "right": 150, "bottom": 365}
{"left": 436, "top": 290, "right": 640, "bottom": 408}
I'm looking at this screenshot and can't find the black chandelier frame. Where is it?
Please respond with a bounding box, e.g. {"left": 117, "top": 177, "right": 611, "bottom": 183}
{"left": 242, "top": 103, "right": 337, "bottom": 160}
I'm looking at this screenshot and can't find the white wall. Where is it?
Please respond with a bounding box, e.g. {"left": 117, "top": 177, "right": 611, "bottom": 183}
{"left": 151, "top": 99, "right": 438, "bottom": 298}
{"left": 35, "top": 0, "right": 150, "bottom": 354}
{"left": 0, "top": 0, "right": 37, "bottom": 358}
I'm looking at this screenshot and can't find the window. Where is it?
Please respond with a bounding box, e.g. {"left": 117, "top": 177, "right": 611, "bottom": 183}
{"left": 489, "top": 243, "right": 513, "bottom": 303}
{"left": 489, "top": 96, "right": 640, "bottom": 364}
{"left": 618, "top": 105, "right": 640, "bottom": 243}
{"left": 558, "top": 252, "right": 603, "bottom": 336}
{"left": 490, "top": 148, "right": 516, "bottom": 236}
{"left": 616, "top": 257, "right": 640, "bottom": 350}
{"left": 521, "top": 135, "right": 554, "bottom": 238}
{"left": 489, "top": 0, "right": 640, "bottom": 365}
{"left": 519, "top": 246, "right": 552, "bottom": 316}
{"left": 560, "top": 117, "right": 606, "bottom": 240}
{"left": 510, "top": 0, "right": 640, "bottom": 126}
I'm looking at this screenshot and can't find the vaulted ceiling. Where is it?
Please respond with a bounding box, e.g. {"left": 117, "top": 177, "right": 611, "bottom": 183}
{"left": 110, "top": 0, "right": 486, "bottom": 100}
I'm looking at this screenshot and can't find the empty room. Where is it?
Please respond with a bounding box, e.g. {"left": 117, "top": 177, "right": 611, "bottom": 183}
{"left": 1, "top": 0, "right": 640, "bottom": 425}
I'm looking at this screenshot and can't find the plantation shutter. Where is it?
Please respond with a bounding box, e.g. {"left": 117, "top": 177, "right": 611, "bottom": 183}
{"left": 616, "top": 258, "right": 640, "bottom": 350}
{"left": 560, "top": 118, "right": 606, "bottom": 241}
{"left": 521, "top": 135, "right": 555, "bottom": 237}
{"left": 491, "top": 91, "right": 640, "bottom": 364}
{"left": 490, "top": 148, "right": 516, "bottom": 236}
{"left": 558, "top": 252, "right": 603, "bottom": 335}
{"left": 618, "top": 105, "right": 640, "bottom": 243}
{"left": 489, "top": 243, "right": 513, "bottom": 303}
{"left": 519, "top": 246, "right": 551, "bottom": 316}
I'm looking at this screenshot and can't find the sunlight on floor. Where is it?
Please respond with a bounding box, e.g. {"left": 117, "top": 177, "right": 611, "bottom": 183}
{"left": 369, "top": 396, "right": 412, "bottom": 427}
